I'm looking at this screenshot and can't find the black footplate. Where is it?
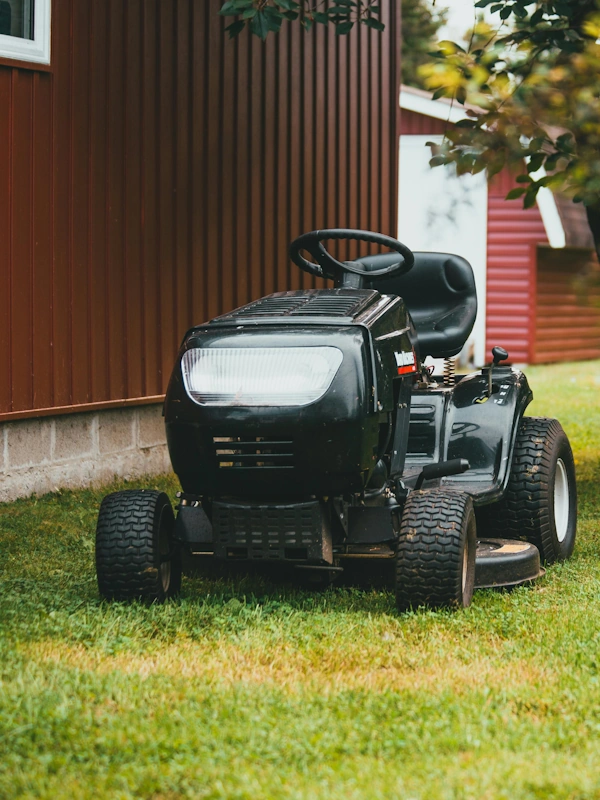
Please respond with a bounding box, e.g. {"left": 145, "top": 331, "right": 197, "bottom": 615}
{"left": 212, "top": 500, "right": 333, "bottom": 563}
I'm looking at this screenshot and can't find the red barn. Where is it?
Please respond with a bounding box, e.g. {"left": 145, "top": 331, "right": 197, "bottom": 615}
{"left": 0, "top": 0, "right": 401, "bottom": 501}
{"left": 399, "top": 84, "right": 600, "bottom": 366}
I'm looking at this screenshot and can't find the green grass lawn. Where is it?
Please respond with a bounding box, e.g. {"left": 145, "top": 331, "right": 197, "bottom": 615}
{"left": 2, "top": 360, "right": 600, "bottom": 799}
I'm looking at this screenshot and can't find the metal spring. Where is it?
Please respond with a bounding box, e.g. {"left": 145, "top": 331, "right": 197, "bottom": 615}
{"left": 443, "top": 357, "right": 456, "bottom": 386}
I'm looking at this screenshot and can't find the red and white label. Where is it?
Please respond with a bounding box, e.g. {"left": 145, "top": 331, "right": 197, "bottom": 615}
{"left": 395, "top": 349, "right": 417, "bottom": 375}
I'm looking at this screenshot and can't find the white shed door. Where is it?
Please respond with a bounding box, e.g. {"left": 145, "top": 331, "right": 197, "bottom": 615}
{"left": 398, "top": 134, "right": 488, "bottom": 368}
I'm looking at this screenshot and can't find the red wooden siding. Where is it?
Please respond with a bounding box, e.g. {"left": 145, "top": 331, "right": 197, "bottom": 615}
{"left": 400, "top": 108, "right": 448, "bottom": 136}
{"left": 487, "top": 170, "right": 547, "bottom": 363}
{"left": 533, "top": 246, "right": 600, "bottom": 364}
{"left": 0, "top": 0, "right": 401, "bottom": 421}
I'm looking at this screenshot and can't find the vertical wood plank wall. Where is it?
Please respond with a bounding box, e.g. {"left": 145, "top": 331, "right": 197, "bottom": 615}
{"left": 0, "top": 0, "right": 401, "bottom": 420}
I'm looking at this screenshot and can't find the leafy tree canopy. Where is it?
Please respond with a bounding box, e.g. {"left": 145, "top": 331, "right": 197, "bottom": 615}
{"left": 220, "top": 0, "right": 446, "bottom": 92}
{"left": 402, "top": 0, "right": 448, "bottom": 88}
{"left": 218, "top": 0, "right": 383, "bottom": 40}
{"left": 419, "top": 0, "right": 600, "bottom": 255}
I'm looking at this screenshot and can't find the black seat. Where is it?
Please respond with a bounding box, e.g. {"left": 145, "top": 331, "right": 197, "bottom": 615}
{"left": 358, "top": 251, "right": 477, "bottom": 359}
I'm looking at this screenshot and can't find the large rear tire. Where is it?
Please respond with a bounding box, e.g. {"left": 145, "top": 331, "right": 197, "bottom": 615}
{"left": 395, "top": 489, "right": 476, "bottom": 611}
{"left": 96, "top": 490, "right": 182, "bottom": 602}
{"left": 478, "top": 417, "right": 577, "bottom": 564}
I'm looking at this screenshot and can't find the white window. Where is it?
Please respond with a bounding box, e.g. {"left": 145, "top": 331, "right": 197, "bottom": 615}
{"left": 0, "top": 0, "right": 50, "bottom": 65}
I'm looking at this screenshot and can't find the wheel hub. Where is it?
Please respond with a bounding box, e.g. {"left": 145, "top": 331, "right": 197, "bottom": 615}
{"left": 554, "top": 458, "right": 570, "bottom": 544}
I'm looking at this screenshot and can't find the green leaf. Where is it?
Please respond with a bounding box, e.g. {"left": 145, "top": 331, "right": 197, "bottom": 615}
{"left": 225, "top": 19, "right": 246, "bottom": 37}
{"left": 523, "top": 186, "right": 540, "bottom": 209}
{"left": 364, "top": 18, "right": 385, "bottom": 31}
{"left": 506, "top": 187, "right": 528, "bottom": 200}
{"left": 456, "top": 86, "right": 467, "bottom": 105}
{"left": 544, "top": 153, "right": 561, "bottom": 172}
{"left": 530, "top": 8, "right": 544, "bottom": 24}
{"left": 429, "top": 155, "right": 449, "bottom": 167}
{"left": 219, "top": 1, "right": 238, "bottom": 16}
{"left": 556, "top": 133, "right": 575, "bottom": 152}
{"left": 516, "top": 174, "right": 532, "bottom": 183}
{"left": 432, "top": 86, "right": 450, "bottom": 100}
{"left": 250, "top": 11, "right": 269, "bottom": 39}
{"left": 500, "top": 6, "right": 513, "bottom": 19}
{"left": 527, "top": 153, "right": 545, "bottom": 174}
{"left": 335, "top": 21, "right": 354, "bottom": 35}
{"left": 219, "top": 0, "right": 253, "bottom": 14}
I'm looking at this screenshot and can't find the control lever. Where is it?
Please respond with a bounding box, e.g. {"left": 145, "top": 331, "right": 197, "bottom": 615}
{"left": 487, "top": 346, "right": 509, "bottom": 396}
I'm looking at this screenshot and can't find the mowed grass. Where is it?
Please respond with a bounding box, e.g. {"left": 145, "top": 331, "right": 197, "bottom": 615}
{"left": 2, "top": 361, "right": 600, "bottom": 799}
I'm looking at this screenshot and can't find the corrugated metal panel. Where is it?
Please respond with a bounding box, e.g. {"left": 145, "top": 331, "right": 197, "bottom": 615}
{"left": 486, "top": 173, "right": 548, "bottom": 363}
{"left": 533, "top": 246, "right": 600, "bottom": 363}
{"left": 0, "top": 0, "right": 401, "bottom": 420}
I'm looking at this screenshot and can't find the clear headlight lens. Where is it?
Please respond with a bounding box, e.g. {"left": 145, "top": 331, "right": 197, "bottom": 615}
{"left": 181, "top": 346, "right": 343, "bottom": 406}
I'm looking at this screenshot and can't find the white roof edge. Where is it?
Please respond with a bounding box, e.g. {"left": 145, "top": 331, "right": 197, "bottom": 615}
{"left": 536, "top": 187, "right": 566, "bottom": 249}
{"left": 400, "top": 85, "right": 472, "bottom": 124}
{"left": 530, "top": 167, "right": 566, "bottom": 249}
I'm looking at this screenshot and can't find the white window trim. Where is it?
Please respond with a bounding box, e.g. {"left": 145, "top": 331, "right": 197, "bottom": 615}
{"left": 0, "top": 0, "right": 51, "bottom": 65}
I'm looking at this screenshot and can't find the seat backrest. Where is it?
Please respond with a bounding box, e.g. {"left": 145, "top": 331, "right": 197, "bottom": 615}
{"left": 358, "top": 251, "right": 477, "bottom": 359}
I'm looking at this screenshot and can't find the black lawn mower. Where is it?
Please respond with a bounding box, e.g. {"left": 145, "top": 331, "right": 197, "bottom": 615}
{"left": 95, "top": 229, "right": 577, "bottom": 610}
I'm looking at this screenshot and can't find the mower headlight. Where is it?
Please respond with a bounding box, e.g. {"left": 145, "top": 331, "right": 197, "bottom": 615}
{"left": 181, "top": 346, "right": 343, "bottom": 406}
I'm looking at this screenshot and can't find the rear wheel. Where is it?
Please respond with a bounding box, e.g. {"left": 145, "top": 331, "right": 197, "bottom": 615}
{"left": 478, "top": 417, "right": 577, "bottom": 564}
{"left": 395, "top": 489, "right": 476, "bottom": 611}
{"left": 96, "top": 490, "right": 182, "bottom": 602}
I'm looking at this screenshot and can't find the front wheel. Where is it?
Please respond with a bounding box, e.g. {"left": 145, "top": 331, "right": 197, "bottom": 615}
{"left": 96, "top": 490, "right": 182, "bottom": 602}
{"left": 395, "top": 489, "right": 476, "bottom": 611}
{"left": 478, "top": 417, "right": 577, "bottom": 564}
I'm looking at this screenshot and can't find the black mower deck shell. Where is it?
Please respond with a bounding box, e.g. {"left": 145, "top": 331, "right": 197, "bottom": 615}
{"left": 404, "top": 368, "right": 532, "bottom": 504}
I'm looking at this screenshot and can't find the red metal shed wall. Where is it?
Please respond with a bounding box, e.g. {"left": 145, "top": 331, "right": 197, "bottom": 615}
{"left": 0, "top": 0, "right": 401, "bottom": 421}
{"left": 487, "top": 170, "right": 547, "bottom": 363}
{"left": 533, "top": 246, "right": 600, "bottom": 363}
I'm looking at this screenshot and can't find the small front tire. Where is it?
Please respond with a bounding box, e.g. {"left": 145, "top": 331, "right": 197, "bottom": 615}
{"left": 96, "top": 490, "right": 182, "bottom": 602}
{"left": 395, "top": 489, "right": 476, "bottom": 611}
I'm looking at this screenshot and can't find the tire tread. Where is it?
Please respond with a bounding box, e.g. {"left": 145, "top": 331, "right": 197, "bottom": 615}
{"left": 395, "top": 490, "right": 475, "bottom": 611}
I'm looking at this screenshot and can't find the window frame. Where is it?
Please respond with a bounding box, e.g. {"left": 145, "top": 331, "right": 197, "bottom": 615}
{"left": 0, "top": 0, "right": 51, "bottom": 65}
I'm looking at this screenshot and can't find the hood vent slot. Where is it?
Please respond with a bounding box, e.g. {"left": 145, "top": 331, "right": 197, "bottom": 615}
{"left": 213, "top": 289, "right": 378, "bottom": 322}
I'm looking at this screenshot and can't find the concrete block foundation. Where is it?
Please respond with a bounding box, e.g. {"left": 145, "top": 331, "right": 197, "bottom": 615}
{"left": 0, "top": 404, "right": 172, "bottom": 503}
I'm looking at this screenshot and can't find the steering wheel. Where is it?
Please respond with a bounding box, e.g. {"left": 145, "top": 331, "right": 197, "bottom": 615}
{"left": 289, "top": 229, "right": 415, "bottom": 282}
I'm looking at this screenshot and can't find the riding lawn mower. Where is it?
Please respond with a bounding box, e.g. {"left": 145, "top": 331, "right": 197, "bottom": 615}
{"left": 96, "top": 229, "right": 577, "bottom": 611}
